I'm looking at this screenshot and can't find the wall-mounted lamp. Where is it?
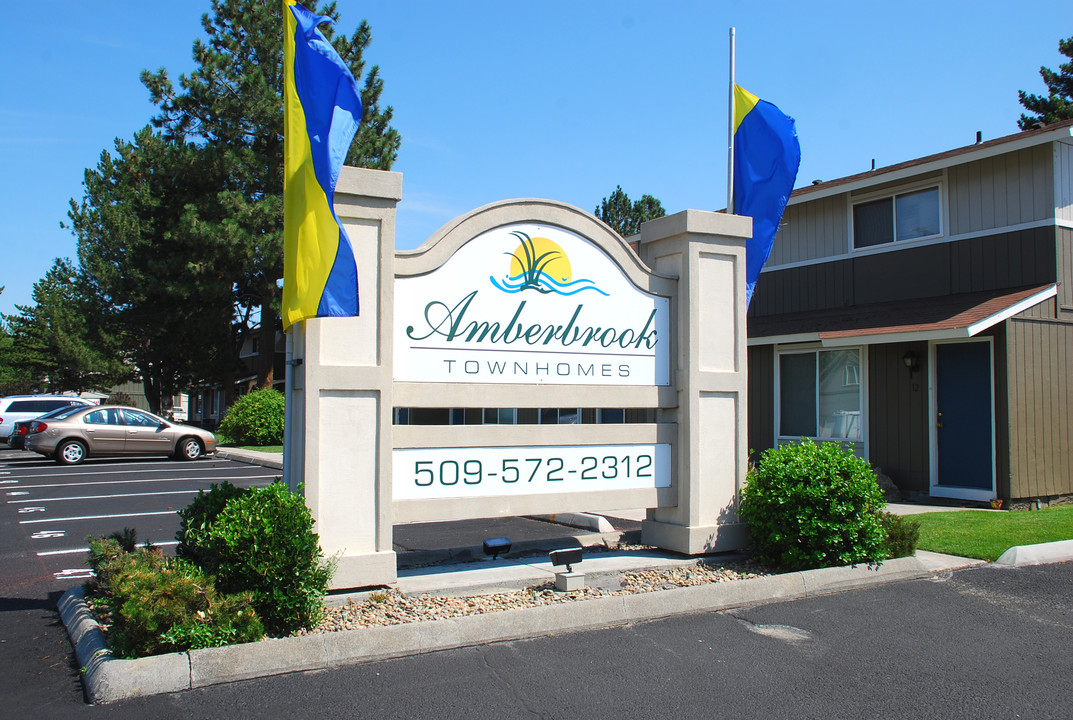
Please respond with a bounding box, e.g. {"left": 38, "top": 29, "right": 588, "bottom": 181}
{"left": 902, "top": 351, "right": 920, "bottom": 375}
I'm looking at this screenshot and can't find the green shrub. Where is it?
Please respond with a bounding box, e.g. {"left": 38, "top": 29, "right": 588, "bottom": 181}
{"left": 880, "top": 511, "right": 921, "bottom": 559}
{"left": 176, "top": 481, "right": 252, "bottom": 567}
{"left": 739, "top": 439, "right": 888, "bottom": 571}
{"left": 178, "top": 481, "right": 334, "bottom": 636}
{"left": 218, "top": 388, "right": 285, "bottom": 446}
{"left": 85, "top": 538, "right": 263, "bottom": 658}
{"left": 107, "top": 527, "right": 140, "bottom": 553}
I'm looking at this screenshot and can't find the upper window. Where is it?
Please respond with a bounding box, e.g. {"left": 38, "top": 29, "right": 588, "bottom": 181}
{"left": 778, "top": 348, "right": 863, "bottom": 441}
{"left": 853, "top": 186, "right": 941, "bottom": 249}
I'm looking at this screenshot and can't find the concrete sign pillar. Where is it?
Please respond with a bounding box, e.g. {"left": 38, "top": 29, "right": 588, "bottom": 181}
{"left": 637, "top": 210, "right": 752, "bottom": 554}
{"left": 286, "top": 167, "right": 752, "bottom": 590}
{"left": 286, "top": 167, "right": 402, "bottom": 588}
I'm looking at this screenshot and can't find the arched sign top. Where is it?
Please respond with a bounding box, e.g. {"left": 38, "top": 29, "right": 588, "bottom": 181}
{"left": 396, "top": 198, "right": 673, "bottom": 297}
{"left": 393, "top": 200, "right": 672, "bottom": 386}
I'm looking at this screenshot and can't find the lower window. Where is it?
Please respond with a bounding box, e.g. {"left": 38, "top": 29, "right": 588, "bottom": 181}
{"left": 778, "top": 347, "right": 863, "bottom": 441}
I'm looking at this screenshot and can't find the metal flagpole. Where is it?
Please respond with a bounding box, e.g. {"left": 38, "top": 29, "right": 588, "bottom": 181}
{"left": 283, "top": 327, "right": 293, "bottom": 491}
{"left": 727, "top": 27, "right": 736, "bottom": 213}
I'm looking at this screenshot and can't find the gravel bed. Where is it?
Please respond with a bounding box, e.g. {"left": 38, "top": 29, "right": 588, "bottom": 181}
{"left": 303, "top": 561, "right": 766, "bottom": 634}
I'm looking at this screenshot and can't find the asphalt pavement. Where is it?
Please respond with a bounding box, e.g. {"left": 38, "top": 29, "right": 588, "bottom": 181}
{"left": 4, "top": 446, "right": 1073, "bottom": 711}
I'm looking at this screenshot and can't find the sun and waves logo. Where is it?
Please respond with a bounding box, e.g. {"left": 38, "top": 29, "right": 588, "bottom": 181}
{"left": 489, "top": 231, "right": 609, "bottom": 296}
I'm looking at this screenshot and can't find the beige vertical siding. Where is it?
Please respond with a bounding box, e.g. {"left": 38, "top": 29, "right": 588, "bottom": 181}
{"left": 770, "top": 195, "right": 847, "bottom": 265}
{"left": 948, "top": 145, "right": 1054, "bottom": 235}
{"left": 1005, "top": 314, "right": 1073, "bottom": 499}
{"left": 1056, "top": 142, "right": 1073, "bottom": 224}
{"left": 867, "top": 343, "right": 930, "bottom": 493}
{"left": 1058, "top": 227, "right": 1073, "bottom": 311}
{"left": 747, "top": 345, "right": 775, "bottom": 454}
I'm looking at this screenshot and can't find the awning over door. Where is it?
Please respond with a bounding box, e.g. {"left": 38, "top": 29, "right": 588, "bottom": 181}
{"left": 748, "top": 284, "right": 1057, "bottom": 346}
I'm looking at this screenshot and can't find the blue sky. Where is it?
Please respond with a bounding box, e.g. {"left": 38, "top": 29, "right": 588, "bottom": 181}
{"left": 2, "top": 0, "right": 1069, "bottom": 318}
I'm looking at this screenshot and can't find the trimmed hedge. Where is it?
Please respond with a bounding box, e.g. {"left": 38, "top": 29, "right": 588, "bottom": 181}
{"left": 740, "top": 439, "right": 888, "bottom": 571}
{"left": 175, "top": 481, "right": 334, "bottom": 636}
{"left": 218, "top": 388, "right": 284, "bottom": 446}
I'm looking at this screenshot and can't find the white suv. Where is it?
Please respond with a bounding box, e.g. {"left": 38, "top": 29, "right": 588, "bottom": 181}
{"left": 0, "top": 395, "right": 92, "bottom": 444}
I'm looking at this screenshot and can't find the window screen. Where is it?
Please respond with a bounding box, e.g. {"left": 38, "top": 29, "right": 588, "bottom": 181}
{"left": 853, "top": 198, "right": 894, "bottom": 248}
{"left": 779, "top": 353, "right": 817, "bottom": 437}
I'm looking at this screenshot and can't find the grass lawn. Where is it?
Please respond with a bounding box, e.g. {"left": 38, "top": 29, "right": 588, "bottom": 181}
{"left": 915, "top": 505, "right": 1073, "bottom": 561}
{"left": 238, "top": 445, "right": 282, "bottom": 453}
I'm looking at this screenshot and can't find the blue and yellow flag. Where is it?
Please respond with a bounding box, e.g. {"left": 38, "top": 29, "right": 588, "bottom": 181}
{"left": 282, "top": 0, "right": 363, "bottom": 330}
{"left": 733, "top": 84, "right": 801, "bottom": 306}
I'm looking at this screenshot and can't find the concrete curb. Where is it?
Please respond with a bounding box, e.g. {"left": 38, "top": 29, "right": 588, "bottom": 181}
{"left": 58, "top": 587, "right": 190, "bottom": 704}
{"left": 529, "top": 512, "right": 616, "bottom": 533}
{"left": 994, "top": 539, "right": 1073, "bottom": 567}
{"left": 65, "top": 556, "right": 933, "bottom": 704}
{"left": 215, "top": 447, "right": 283, "bottom": 470}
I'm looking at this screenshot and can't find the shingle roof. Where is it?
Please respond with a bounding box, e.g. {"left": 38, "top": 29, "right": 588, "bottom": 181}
{"left": 748, "top": 284, "right": 1057, "bottom": 345}
{"left": 791, "top": 118, "right": 1073, "bottom": 200}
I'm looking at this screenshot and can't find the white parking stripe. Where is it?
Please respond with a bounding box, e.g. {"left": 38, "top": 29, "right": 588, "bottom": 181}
{"left": 54, "top": 569, "right": 95, "bottom": 580}
{"left": 8, "top": 489, "right": 206, "bottom": 504}
{"left": 32, "top": 530, "right": 66, "bottom": 539}
{"left": 0, "top": 463, "right": 265, "bottom": 479}
{"left": 38, "top": 540, "right": 179, "bottom": 557}
{"left": 21, "top": 510, "right": 177, "bottom": 525}
{"left": 6, "top": 474, "right": 278, "bottom": 490}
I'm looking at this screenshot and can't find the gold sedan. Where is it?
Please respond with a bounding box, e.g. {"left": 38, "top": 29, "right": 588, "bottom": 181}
{"left": 24, "top": 405, "right": 217, "bottom": 465}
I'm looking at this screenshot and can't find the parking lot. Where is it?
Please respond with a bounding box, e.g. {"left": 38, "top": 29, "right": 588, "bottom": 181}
{"left": 0, "top": 448, "right": 278, "bottom": 593}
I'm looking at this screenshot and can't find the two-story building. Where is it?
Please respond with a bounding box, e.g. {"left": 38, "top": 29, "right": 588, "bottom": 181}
{"left": 747, "top": 119, "right": 1073, "bottom": 507}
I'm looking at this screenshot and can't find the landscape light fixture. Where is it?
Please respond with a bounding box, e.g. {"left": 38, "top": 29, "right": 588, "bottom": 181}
{"left": 902, "top": 351, "right": 920, "bottom": 375}
{"left": 550, "top": 548, "right": 586, "bottom": 591}
{"left": 549, "top": 548, "right": 583, "bottom": 573}
{"left": 483, "top": 537, "right": 511, "bottom": 560}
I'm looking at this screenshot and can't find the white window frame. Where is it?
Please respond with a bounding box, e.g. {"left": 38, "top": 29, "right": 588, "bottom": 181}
{"left": 774, "top": 344, "right": 868, "bottom": 448}
{"left": 850, "top": 181, "right": 944, "bottom": 252}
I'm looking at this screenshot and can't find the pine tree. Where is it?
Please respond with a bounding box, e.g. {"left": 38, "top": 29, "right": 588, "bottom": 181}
{"left": 140, "top": 0, "right": 401, "bottom": 388}
{"left": 67, "top": 130, "right": 235, "bottom": 411}
{"left": 3, "top": 260, "right": 130, "bottom": 394}
{"left": 1018, "top": 35, "right": 1073, "bottom": 129}
{"left": 595, "top": 186, "right": 666, "bottom": 238}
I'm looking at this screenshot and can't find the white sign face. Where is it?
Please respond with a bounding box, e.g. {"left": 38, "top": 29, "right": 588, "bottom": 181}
{"left": 394, "top": 223, "right": 670, "bottom": 385}
{"left": 393, "top": 444, "right": 672, "bottom": 501}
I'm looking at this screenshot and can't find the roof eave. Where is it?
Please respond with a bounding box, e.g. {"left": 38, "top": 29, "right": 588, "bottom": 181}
{"left": 790, "top": 122, "right": 1073, "bottom": 205}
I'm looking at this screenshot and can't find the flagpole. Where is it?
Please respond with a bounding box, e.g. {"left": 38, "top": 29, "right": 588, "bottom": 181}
{"left": 727, "top": 27, "right": 736, "bottom": 214}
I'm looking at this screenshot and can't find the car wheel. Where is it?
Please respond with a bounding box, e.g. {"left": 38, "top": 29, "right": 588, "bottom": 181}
{"left": 56, "top": 440, "right": 87, "bottom": 466}
{"left": 177, "top": 437, "right": 203, "bottom": 461}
